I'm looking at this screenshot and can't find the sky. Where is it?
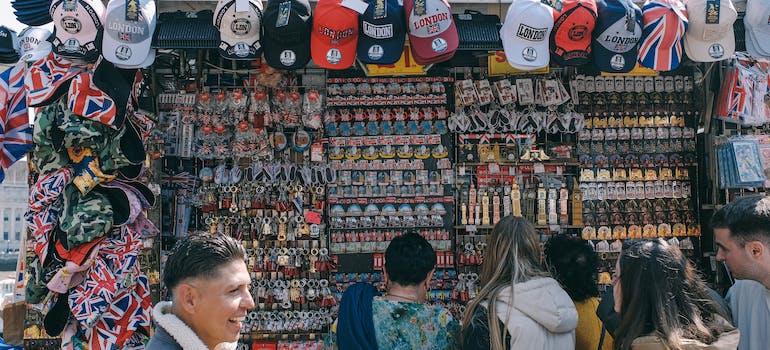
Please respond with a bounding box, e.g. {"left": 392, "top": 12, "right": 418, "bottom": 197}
{"left": 0, "top": 1, "right": 55, "bottom": 33}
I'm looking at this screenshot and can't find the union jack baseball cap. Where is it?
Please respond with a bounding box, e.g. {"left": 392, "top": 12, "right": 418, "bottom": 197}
{"left": 25, "top": 51, "right": 86, "bottom": 107}
{"left": 404, "top": 0, "right": 458, "bottom": 65}
{"left": 683, "top": 0, "right": 736, "bottom": 62}
{"left": 310, "top": 0, "right": 359, "bottom": 69}
{"left": 50, "top": 0, "right": 106, "bottom": 61}
{"left": 102, "top": 0, "right": 157, "bottom": 68}
{"left": 214, "top": 0, "right": 263, "bottom": 60}
{"left": 638, "top": 0, "right": 688, "bottom": 71}
{"left": 357, "top": 0, "right": 407, "bottom": 65}
{"left": 550, "top": 0, "right": 598, "bottom": 66}
{"left": 67, "top": 69, "right": 120, "bottom": 129}
{"left": 592, "top": 0, "right": 642, "bottom": 73}
{"left": 500, "top": 0, "right": 554, "bottom": 70}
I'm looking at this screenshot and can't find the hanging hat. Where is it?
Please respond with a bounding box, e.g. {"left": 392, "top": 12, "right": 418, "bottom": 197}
{"left": 67, "top": 69, "right": 120, "bottom": 129}
{"left": 357, "top": 0, "right": 406, "bottom": 64}
{"left": 500, "top": 0, "right": 554, "bottom": 70}
{"left": 18, "top": 26, "right": 54, "bottom": 62}
{"left": 102, "top": 0, "right": 157, "bottom": 67}
{"left": 261, "top": 0, "right": 313, "bottom": 70}
{"left": 50, "top": 0, "right": 106, "bottom": 60}
{"left": 0, "top": 26, "right": 21, "bottom": 64}
{"left": 59, "top": 184, "right": 114, "bottom": 248}
{"left": 12, "top": 0, "right": 53, "bottom": 26}
{"left": 683, "top": 0, "right": 736, "bottom": 62}
{"left": 637, "top": 0, "right": 688, "bottom": 71}
{"left": 310, "top": 0, "right": 359, "bottom": 69}
{"left": 214, "top": 0, "right": 264, "bottom": 60}
{"left": 404, "top": 0, "right": 459, "bottom": 64}
{"left": 25, "top": 51, "right": 86, "bottom": 107}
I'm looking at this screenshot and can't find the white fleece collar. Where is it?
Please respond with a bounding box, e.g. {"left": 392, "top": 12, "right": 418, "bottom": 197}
{"left": 153, "top": 301, "right": 238, "bottom": 350}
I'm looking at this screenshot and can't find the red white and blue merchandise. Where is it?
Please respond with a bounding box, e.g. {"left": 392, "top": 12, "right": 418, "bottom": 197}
{"left": 638, "top": 0, "right": 688, "bottom": 71}
{"left": 0, "top": 64, "right": 33, "bottom": 183}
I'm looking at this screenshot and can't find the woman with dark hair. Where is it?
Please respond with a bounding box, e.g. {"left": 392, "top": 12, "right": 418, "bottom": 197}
{"left": 461, "top": 215, "right": 578, "bottom": 350}
{"left": 544, "top": 234, "right": 613, "bottom": 350}
{"left": 331, "top": 231, "right": 460, "bottom": 349}
{"left": 612, "top": 239, "right": 739, "bottom": 350}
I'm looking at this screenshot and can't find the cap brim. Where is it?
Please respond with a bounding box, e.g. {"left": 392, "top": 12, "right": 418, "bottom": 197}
{"left": 683, "top": 34, "right": 735, "bottom": 62}
{"left": 263, "top": 35, "right": 311, "bottom": 70}
{"left": 357, "top": 33, "right": 406, "bottom": 65}
{"left": 592, "top": 43, "right": 638, "bottom": 73}
{"left": 408, "top": 22, "right": 458, "bottom": 63}
{"left": 311, "top": 39, "right": 358, "bottom": 70}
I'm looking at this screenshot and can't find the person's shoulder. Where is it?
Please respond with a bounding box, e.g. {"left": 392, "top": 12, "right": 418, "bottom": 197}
{"left": 729, "top": 280, "right": 768, "bottom": 298}
{"left": 145, "top": 326, "right": 183, "bottom": 350}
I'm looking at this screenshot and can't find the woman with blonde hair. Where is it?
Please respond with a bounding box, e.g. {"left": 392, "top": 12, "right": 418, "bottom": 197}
{"left": 462, "top": 215, "right": 578, "bottom": 349}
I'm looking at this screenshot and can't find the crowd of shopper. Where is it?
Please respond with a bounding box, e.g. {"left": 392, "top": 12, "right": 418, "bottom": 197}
{"left": 152, "top": 193, "right": 770, "bottom": 350}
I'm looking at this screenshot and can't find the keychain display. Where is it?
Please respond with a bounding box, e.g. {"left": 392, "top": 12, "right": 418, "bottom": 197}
{"left": 574, "top": 74, "right": 701, "bottom": 243}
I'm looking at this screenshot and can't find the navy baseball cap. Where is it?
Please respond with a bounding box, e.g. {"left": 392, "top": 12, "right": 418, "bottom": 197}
{"left": 357, "top": 0, "right": 406, "bottom": 64}
{"left": 262, "top": 0, "right": 312, "bottom": 70}
{"left": 592, "top": 0, "right": 642, "bottom": 73}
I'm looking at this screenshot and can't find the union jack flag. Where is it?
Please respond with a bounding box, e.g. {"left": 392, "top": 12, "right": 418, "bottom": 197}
{"left": 25, "top": 204, "right": 60, "bottom": 262}
{"left": 162, "top": 171, "right": 199, "bottom": 189}
{"left": 119, "top": 32, "right": 132, "bottom": 41}
{"left": 68, "top": 71, "right": 118, "bottom": 129}
{"left": 84, "top": 275, "right": 151, "bottom": 349}
{"left": 638, "top": 0, "right": 688, "bottom": 71}
{"left": 29, "top": 166, "right": 73, "bottom": 212}
{"left": 25, "top": 52, "right": 85, "bottom": 107}
{"left": 70, "top": 226, "right": 144, "bottom": 336}
{"left": 0, "top": 64, "right": 33, "bottom": 183}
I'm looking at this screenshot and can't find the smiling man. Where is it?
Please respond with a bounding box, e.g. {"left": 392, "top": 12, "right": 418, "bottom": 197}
{"left": 711, "top": 195, "right": 770, "bottom": 350}
{"left": 147, "top": 234, "right": 255, "bottom": 350}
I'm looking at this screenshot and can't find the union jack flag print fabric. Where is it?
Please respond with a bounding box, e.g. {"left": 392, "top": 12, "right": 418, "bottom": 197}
{"left": 638, "top": 0, "right": 688, "bottom": 71}
{"left": 0, "top": 64, "right": 33, "bottom": 183}
{"left": 68, "top": 71, "right": 119, "bottom": 129}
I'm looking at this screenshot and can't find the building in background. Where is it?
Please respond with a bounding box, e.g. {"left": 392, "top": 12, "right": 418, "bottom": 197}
{"left": 0, "top": 160, "right": 27, "bottom": 253}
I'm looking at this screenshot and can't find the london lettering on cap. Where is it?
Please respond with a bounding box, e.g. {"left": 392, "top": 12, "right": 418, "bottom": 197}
{"left": 310, "top": 0, "right": 359, "bottom": 69}
{"left": 405, "top": 0, "right": 458, "bottom": 65}
{"left": 357, "top": 0, "right": 406, "bottom": 64}
{"left": 102, "top": 0, "right": 157, "bottom": 67}
{"left": 18, "top": 27, "right": 53, "bottom": 63}
{"left": 592, "top": 0, "right": 642, "bottom": 73}
{"left": 500, "top": 0, "right": 554, "bottom": 70}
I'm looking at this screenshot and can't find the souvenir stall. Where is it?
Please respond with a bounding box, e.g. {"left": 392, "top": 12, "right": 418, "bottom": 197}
{"left": 0, "top": 0, "right": 762, "bottom": 348}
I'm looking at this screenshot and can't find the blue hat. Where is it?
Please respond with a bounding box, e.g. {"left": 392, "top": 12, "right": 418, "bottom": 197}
{"left": 357, "top": 0, "right": 406, "bottom": 64}
{"left": 592, "top": 0, "right": 642, "bottom": 73}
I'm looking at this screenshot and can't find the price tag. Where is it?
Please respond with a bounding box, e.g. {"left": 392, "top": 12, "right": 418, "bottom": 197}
{"left": 534, "top": 163, "right": 545, "bottom": 174}
{"left": 465, "top": 225, "right": 477, "bottom": 233}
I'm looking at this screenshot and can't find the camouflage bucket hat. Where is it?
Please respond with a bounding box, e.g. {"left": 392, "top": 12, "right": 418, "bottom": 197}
{"left": 32, "top": 101, "right": 69, "bottom": 175}
{"left": 101, "top": 120, "right": 146, "bottom": 175}
{"left": 93, "top": 185, "right": 131, "bottom": 227}
{"left": 60, "top": 184, "right": 114, "bottom": 248}
{"left": 58, "top": 100, "right": 115, "bottom": 150}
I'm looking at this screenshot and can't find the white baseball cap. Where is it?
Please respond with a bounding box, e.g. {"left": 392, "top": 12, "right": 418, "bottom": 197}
{"left": 683, "top": 0, "right": 736, "bottom": 62}
{"left": 500, "top": 0, "right": 554, "bottom": 70}
{"left": 18, "top": 27, "right": 53, "bottom": 63}
{"left": 102, "top": 0, "right": 157, "bottom": 67}
{"left": 214, "top": 0, "right": 263, "bottom": 60}
{"left": 50, "top": 0, "right": 105, "bottom": 60}
{"left": 744, "top": 0, "right": 770, "bottom": 57}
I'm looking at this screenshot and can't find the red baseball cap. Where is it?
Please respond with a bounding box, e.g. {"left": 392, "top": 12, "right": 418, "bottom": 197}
{"left": 405, "top": 0, "right": 458, "bottom": 65}
{"left": 549, "top": 0, "right": 598, "bottom": 66}
{"left": 311, "top": 0, "right": 359, "bottom": 69}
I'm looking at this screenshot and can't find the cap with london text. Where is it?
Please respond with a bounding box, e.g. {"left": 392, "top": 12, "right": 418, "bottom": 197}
{"left": 592, "top": 0, "right": 642, "bottom": 73}
{"left": 404, "top": 0, "right": 458, "bottom": 65}
{"left": 357, "top": 0, "right": 406, "bottom": 65}
{"left": 500, "top": 0, "right": 554, "bottom": 70}
{"left": 310, "top": 0, "right": 359, "bottom": 70}
{"left": 102, "top": 0, "right": 157, "bottom": 68}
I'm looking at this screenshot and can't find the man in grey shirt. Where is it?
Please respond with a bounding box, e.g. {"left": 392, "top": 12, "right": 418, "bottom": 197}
{"left": 712, "top": 195, "right": 770, "bottom": 350}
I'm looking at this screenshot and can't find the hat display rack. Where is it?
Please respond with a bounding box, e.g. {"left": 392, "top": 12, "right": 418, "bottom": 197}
{"left": 3, "top": 0, "right": 768, "bottom": 347}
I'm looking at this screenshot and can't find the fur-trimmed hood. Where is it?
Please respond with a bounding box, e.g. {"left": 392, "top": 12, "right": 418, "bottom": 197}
{"left": 151, "top": 301, "right": 238, "bottom": 350}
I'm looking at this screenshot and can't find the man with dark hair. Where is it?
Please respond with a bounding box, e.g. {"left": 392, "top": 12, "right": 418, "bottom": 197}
{"left": 711, "top": 195, "right": 770, "bottom": 350}
{"left": 333, "top": 231, "right": 460, "bottom": 349}
{"left": 146, "top": 234, "right": 254, "bottom": 350}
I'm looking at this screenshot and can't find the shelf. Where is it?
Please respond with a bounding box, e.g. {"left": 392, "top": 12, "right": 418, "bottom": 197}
{"left": 455, "top": 160, "right": 580, "bottom": 167}
{"left": 454, "top": 225, "right": 584, "bottom": 230}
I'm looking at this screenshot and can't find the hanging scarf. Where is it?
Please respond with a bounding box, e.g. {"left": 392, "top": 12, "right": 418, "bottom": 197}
{"left": 337, "top": 283, "right": 378, "bottom": 350}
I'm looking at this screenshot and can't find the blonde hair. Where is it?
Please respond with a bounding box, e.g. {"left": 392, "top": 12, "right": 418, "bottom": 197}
{"left": 461, "top": 215, "right": 548, "bottom": 350}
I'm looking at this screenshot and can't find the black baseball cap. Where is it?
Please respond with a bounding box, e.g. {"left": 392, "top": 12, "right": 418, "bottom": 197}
{"left": 262, "top": 0, "right": 312, "bottom": 70}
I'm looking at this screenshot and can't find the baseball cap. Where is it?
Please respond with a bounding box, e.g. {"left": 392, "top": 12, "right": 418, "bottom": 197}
{"left": 25, "top": 51, "right": 87, "bottom": 107}
{"left": 683, "top": 0, "right": 736, "bottom": 62}
{"left": 262, "top": 0, "right": 313, "bottom": 70}
{"left": 637, "top": 0, "right": 688, "bottom": 71}
{"left": 404, "top": 0, "right": 459, "bottom": 64}
{"left": 0, "top": 26, "right": 19, "bottom": 57}
{"left": 102, "top": 0, "right": 157, "bottom": 67}
{"left": 357, "top": 0, "right": 407, "bottom": 64}
{"left": 13, "top": 0, "right": 54, "bottom": 26}
{"left": 311, "top": 0, "right": 359, "bottom": 69}
{"left": 500, "top": 0, "right": 554, "bottom": 70}
{"left": 18, "top": 27, "right": 53, "bottom": 63}
{"left": 214, "top": 0, "right": 263, "bottom": 60}
{"left": 550, "top": 0, "right": 598, "bottom": 66}
{"left": 744, "top": 0, "right": 770, "bottom": 57}
{"left": 50, "top": 0, "right": 106, "bottom": 60}
{"left": 592, "top": 0, "right": 642, "bottom": 73}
